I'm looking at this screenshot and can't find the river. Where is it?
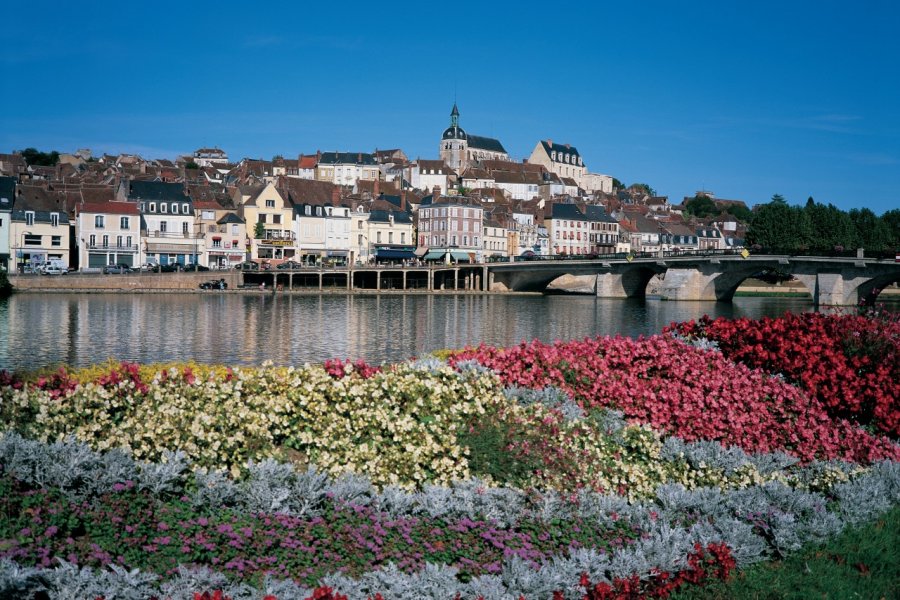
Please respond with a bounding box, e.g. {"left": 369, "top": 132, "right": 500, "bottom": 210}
{"left": 0, "top": 293, "right": 823, "bottom": 371}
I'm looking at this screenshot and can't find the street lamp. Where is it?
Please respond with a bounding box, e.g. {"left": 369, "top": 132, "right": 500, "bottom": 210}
{"left": 19, "top": 231, "right": 32, "bottom": 273}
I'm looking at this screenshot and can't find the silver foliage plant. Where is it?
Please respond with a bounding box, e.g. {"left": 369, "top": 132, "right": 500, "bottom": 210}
{"left": 503, "top": 385, "right": 585, "bottom": 422}
{"left": 2, "top": 438, "right": 900, "bottom": 597}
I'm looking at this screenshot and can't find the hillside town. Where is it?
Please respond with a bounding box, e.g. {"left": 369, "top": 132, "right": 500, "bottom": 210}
{"left": 0, "top": 105, "right": 747, "bottom": 274}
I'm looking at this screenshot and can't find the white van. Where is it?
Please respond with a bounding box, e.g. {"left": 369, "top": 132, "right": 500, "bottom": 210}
{"left": 36, "top": 258, "right": 68, "bottom": 275}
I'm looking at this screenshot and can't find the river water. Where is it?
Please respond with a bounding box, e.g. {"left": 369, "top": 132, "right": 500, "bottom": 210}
{"left": 0, "top": 293, "right": 820, "bottom": 371}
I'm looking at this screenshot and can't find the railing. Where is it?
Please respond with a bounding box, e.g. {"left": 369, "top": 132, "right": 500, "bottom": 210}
{"left": 86, "top": 243, "right": 140, "bottom": 252}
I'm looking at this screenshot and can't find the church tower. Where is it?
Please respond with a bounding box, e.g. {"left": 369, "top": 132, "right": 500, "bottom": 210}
{"left": 439, "top": 103, "right": 468, "bottom": 173}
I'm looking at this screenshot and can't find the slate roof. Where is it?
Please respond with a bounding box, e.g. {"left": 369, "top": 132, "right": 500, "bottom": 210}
{"left": 0, "top": 176, "right": 16, "bottom": 210}
{"left": 279, "top": 177, "right": 337, "bottom": 206}
{"left": 369, "top": 209, "right": 412, "bottom": 224}
{"left": 551, "top": 203, "right": 585, "bottom": 220}
{"left": 218, "top": 212, "right": 245, "bottom": 225}
{"left": 540, "top": 140, "right": 582, "bottom": 161}
{"left": 468, "top": 134, "right": 506, "bottom": 154}
{"left": 585, "top": 205, "right": 617, "bottom": 223}
{"left": 318, "top": 152, "right": 376, "bottom": 166}
{"left": 128, "top": 180, "right": 187, "bottom": 202}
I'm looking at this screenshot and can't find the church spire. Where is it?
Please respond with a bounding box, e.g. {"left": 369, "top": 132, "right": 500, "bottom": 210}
{"left": 450, "top": 102, "right": 459, "bottom": 128}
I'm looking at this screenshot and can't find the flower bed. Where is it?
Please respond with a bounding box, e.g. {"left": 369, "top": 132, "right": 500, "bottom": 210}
{"left": 450, "top": 335, "right": 899, "bottom": 464}
{"left": 666, "top": 311, "right": 900, "bottom": 437}
{"left": 1, "top": 312, "right": 898, "bottom": 598}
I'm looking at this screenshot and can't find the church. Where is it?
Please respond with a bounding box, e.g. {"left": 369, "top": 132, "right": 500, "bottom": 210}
{"left": 439, "top": 103, "right": 509, "bottom": 173}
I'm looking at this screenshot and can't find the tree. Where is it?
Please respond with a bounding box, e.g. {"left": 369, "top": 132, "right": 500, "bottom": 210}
{"left": 611, "top": 178, "right": 624, "bottom": 191}
{"left": 746, "top": 196, "right": 813, "bottom": 251}
{"left": 881, "top": 208, "right": 900, "bottom": 249}
{"left": 184, "top": 161, "right": 200, "bottom": 169}
{"left": 20, "top": 147, "right": 59, "bottom": 166}
{"left": 803, "top": 198, "right": 857, "bottom": 251}
{"left": 683, "top": 194, "right": 719, "bottom": 219}
{"left": 254, "top": 222, "right": 265, "bottom": 239}
{"left": 724, "top": 203, "right": 752, "bottom": 222}
{"left": 849, "top": 208, "right": 893, "bottom": 251}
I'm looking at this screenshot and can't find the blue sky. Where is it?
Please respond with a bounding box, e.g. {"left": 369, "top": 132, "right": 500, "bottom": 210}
{"left": 2, "top": 1, "right": 898, "bottom": 213}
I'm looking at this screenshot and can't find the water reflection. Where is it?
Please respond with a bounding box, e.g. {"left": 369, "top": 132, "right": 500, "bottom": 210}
{"left": 0, "top": 293, "right": 816, "bottom": 371}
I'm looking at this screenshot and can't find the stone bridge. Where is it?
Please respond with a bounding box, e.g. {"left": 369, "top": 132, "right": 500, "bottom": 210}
{"left": 485, "top": 254, "right": 900, "bottom": 306}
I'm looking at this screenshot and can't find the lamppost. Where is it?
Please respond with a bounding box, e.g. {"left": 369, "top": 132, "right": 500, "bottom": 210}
{"left": 19, "top": 231, "right": 31, "bottom": 273}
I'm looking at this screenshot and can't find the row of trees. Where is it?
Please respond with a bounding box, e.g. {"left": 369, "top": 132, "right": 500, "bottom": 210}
{"left": 746, "top": 195, "right": 899, "bottom": 252}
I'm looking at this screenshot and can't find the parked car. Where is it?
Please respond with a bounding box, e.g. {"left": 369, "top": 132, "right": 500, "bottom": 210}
{"left": 235, "top": 261, "right": 260, "bottom": 271}
{"left": 276, "top": 260, "right": 303, "bottom": 270}
{"left": 41, "top": 265, "right": 67, "bottom": 275}
{"left": 199, "top": 279, "right": 228, "bottom": 290}
{"left": 184, "top": 264, "right": 210, "bottom": 271}
{"left": 151, "top": 263, "right": 184, "bottom": 273}
{"left": 102, "top": 264, "right": 133, "bottom": 274}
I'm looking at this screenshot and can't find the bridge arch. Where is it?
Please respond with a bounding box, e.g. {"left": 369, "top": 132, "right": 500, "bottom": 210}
{"left": 857, "top": 272, "right": 900, "bottom": 306}
{"left": 703, "top": 264, "right": 813, "bottom": 302}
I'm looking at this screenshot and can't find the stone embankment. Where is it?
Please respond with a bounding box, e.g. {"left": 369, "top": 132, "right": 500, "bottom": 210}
{"left": 8, "top": 271, "right": 240, "bottom": 292}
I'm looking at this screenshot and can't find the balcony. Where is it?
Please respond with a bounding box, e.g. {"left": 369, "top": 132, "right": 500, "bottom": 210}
{"left": 86, "top": 243, "right": 140, "bottom": 252}
{"left": 258, "top": 231, "right": 296, "bottom": 247}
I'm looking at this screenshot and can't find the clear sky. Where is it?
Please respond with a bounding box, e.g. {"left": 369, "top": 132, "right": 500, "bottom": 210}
{"left": 2, "top": 1, "right": 898, "bottom": 214}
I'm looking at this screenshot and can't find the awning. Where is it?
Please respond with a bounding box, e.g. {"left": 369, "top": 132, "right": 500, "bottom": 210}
{"left": 327, "top": 250, "right": 348, "bottom": 257}
{"left": 414, "top": 247, "right": 429, "bottom": 257}
{"left": 422, "top": 251, "right": 445, "bottom": 260}
{"left": 450, "top": 251, "right": 473, "bottom": 261}
{"left": 376, "top": 249, "right": 415, "bottom": 259}
{"left": 145, "top": 243, "right": 195, "bottom": 253}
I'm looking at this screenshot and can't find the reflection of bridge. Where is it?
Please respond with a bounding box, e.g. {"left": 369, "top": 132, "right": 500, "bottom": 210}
{"left": 485, "top": 253, "right": 900, "bottom": 305}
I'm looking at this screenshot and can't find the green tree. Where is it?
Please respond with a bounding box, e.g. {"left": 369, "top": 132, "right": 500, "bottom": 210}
{"left": 724, "top": 203, "right": 752, "bottom": 222}
{"left": 254, "top": 222, "right": 265, "bottom": 239}
{"left": 20, "top": 147, "right": 60, "bottom": 166}
{"left": 184, "top": 161, "right": 200, "bottom": 169}
{"left": 803, "top": 198, "right": 857, "bottom": 251}
{"left": 746, "top": 196, "right": 814, "bottom": 251}
{"left": 611, "top": 177, "right": 624, "bottom": 191}
{"left": 683, "top": 194, "right": 719, "bottom": 218}
{"left": 849, "top": 208, "right": 893, "bottom": 251}
{"left": 881, "top": 208, "right": 900, "bottom": 248}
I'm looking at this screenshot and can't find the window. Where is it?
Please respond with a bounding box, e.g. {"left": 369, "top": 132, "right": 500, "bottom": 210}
{"left": 182, "top": 222, "right": 189, "bottom": 235}
{"left": 273, "top": 214, "right": 281, "bottom": 225}
{"left": 377, "top": 231, "right": 382, "bottom": 243}
{"left": 212, "top": 238, "right": 222, "bottom": 248}
{"left": 182, "top": 204, "right": 189, "bottom": 214}
{"left": 95, "top": 215, "right": 105, "bottom": 228}
{"left": 26, "top": 211, "right": 35, "bottom": 226}
{"left": 51, "top": 236, "right": 61, "bottom": 247}
{"left": 202, "top": 210, "right": 215, "bottom": 220}
{"left": 102, "top": 235, "right": 109, "bottom": 247}
{"left": 358, "top": 234, "right": 363, "bottom": 245}
{"left": 265, "top": 199, "right": 275, "bottom": 208}
{"left": 463, "top": 236, "right": 468, "bottom": 246}
{"left": 258, "top": 214, "right": 266, "bottom": 224}
{"left": 89, "top": 234, "right": 96, "bottom": 246}
{"left": 452, "top": 235, "right": 457, "bottom": 246}
{"left": 388, "top": 232, "right": 393, "bottom": 243}
{"left": 162, "top": 203, "right": 169, "bottom": 213}
{"left": 120, "top": 216, "right": 130, "bottom": 229}
{"left": 50, "top": 213, "right": 59, "bottom": 227}
{"left": 149, "top": 203, "right": 156, "bottom": 213}
{"left": 116, "top": 235, "right": 123, "bottom": 248}
{"left": 126, "top": 236, "right": 132, "bottom": 248}
{"left": 305, "top": 205, "right": 311, "bottom": 215}
{"left": 358, "top": 221, "right": 363, "bottom": 229}
{"left": 401, "top": 232, "right": 405, "bottom": 244}
{"left": 160, "top": 221, "right": 167, "bottom": 233}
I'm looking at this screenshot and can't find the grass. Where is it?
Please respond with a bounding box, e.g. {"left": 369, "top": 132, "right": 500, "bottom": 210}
{"left": 671, "top": 505, "right": 900, "bottom": 600}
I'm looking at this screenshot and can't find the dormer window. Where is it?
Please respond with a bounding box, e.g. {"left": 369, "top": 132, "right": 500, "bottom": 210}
{"left": 50, "top": 213, "right": 59, "bottom": 227}
{"left": 161, "top": 203, "right": 167, "bottom": 213}
{"left": 551, "top": 151, "right": 556, "bottom": 161}
{"left": 172, "top": 204, "right": 179, "bottom": 214}
{"left": 316, "top": 206, "right": 322, "bottom": 216}
{"left": 182, "top": 203, "right": 189, "bottom": 214}
{"left": 26, "top": 211, "right": 35, "bottom": 226}
{"left": 149, "top": 202, "right": 156, "bottom": 213}
{"left": 305, "top": 205, "right": 311, "bottom": 215}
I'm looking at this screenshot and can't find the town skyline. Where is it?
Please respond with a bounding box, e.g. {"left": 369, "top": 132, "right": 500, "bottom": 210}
{"left": 3, "top": 1, "right": 897, "bottom": 214}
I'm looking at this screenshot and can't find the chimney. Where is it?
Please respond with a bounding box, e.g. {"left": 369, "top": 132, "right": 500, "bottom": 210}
{"left": 316, "top": 150, "right": 322, "bottom": 162}
{"left": 332, "top": 185, "right": 340, "bottom": 205}
{"left": 433, "top": 185, "right": 441, "bottom": 199}
{"left": 400, "top": 190, "right": 406, "bottom": 211}
{"left": 357, "top": 152, "right": 362, "bottom": 163}
{"left": 547, "top": 139, "right": 552, "bottom": 148}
